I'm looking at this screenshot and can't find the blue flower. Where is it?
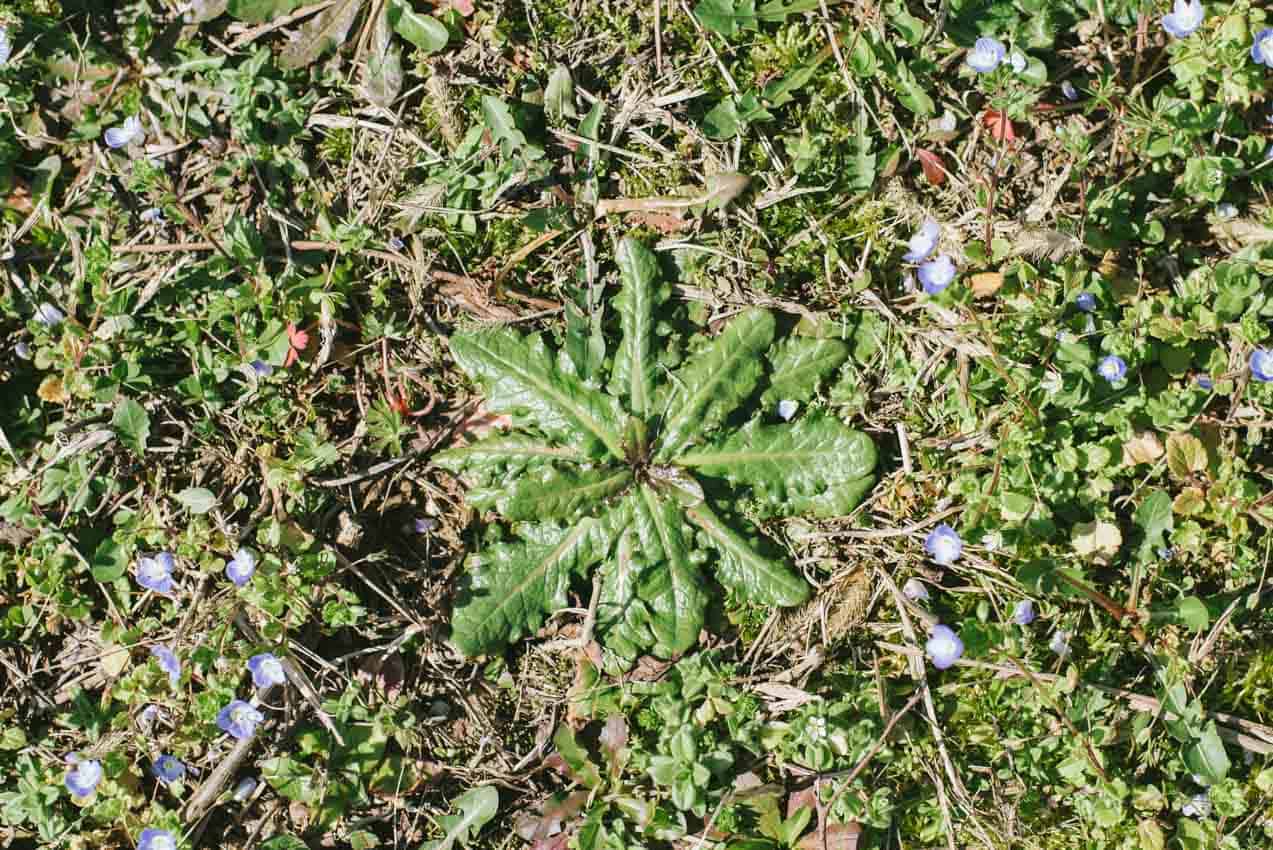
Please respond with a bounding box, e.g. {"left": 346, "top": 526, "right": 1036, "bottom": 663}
{"left": 247, "top": 653, "right": 287, "bottom": 688}
{"left": 151, "top": 754, "right": 185, "bottom": 785}
{"left": 1196, "top": 375, "right": 1214, "bottom": 390}
{"left": 1050, "top": 629, "right": 1071, "bottom": 657}
{"left": 233, "top": 776, "right": 257, "bottom": 802}
{"left": 388, "top": 236, "right": 405, "bottom": 251}
{"left": 0, "top": 26, "right": 12, "bottom": 66}
{"left": 225, "top": 548, "right": 257, "bottom": 587}
{"left": 1011, "top": 599, "right": 1036, "bottom": 625}
{"left": 966, "top": 37, "right": 1006, "bottom": 73}
{"left": 1061, "top": 80, "right": 1079, "bottom": 101}
{"left": 414, "top": 517, "right": 439, "bottom": 534}
{"left": 926, "top": 625, "right": 964, "bottom": 669}
{"left": 903, "top": 219, "right": 940, "bottom": 263}
{"left": 217, "top": 699, "right": 264, "bottom": 740}
{"left": 140, "top": 207, "right": 165, "bottom": 224}
{"left": 150, "top": 645, "right": 181, "bottom": 686}
{"left": 250, "top": 359, "right": 274, "bottom": 377}
{"left": 104, "top": 116, "right": 144, "bottom": 149}
{"left": 1253, "top": 29, "right": 1273, "bottom": 66}
{"left": 1009, "top": 50, "right": 1027, "bottom": 74}
{"left": 15, "top": 341, "right": 31, "bottom": 360}
{"left": 35, "top": 303, "right": 64, "bottom": 327}
{"left": 1216, "top": 202, "right": 1238, "bottom": 219}
{"left": 1075, "top": 292, "right": 1097, "bottom": 312}
{"left": 138, "top": 828, "right": 178, "bottom": 850}
{"left": 902, "top": 577, "right": 930, "bottom": 601}
{"left": 136, "top": 552, "right": 175, "bottom": 594}
{"left": 64, "top": 758, "right": 103, "bottom": 797}
{"left": 1097, "top": 355, "right": 1127, "bottom": 383}
{"left": 917, "top": 254, "right": 957, "bottom": 295}
{"left": 777, "top": 399, "right": 799, "bottom": 421}
{"left": 924, "top": 523, "right": 962, "bottom": 566}
{"left": 1250, "top": 349, "right": 1273, "bottom": 382}
{"left": 1162, "top": 0, "right": 1204, "bottom": 38}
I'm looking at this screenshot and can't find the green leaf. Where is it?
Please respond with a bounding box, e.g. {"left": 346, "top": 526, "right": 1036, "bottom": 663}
{"left": 450, "top": 510, "right": 628, "bottom": 656}
{"left": 260, "top": 837, "right": 310, "bottom": 850}
{"left": 655, "top": 309, "right": 775, "bottom": 461}
{"left": 685, "top": 501, "right": 809, "bottom": 607}
{"left": 552, "top": 726, "right": 603, "bottom": 789}
{"left": 608, "top": 238, "right": 668, "bottom": 416}
{"left": 481, "top": 95, "right": 530, "bottom": 158}
{"left": 1177, "top": 596, "right": 1209, "bottom": 632}
{"left": 1133, "top": 489, "right": 1173, "bottom": 560}
{"left": 1184, "top": 722, "right": 1230, "bottom": 784}
{"left": 433, "top": 434, "right": 587, "bottom": 487}
{"left": 174, "top": 487, "right": 217, "bottom": 515}
{"left": 597, "top": 527, "right": 655, "bottom": 660}
{"left": 676, "top": 414, "right": 876, "bottom": 518}
{"left": 111, "top": 398, "right": 150, "bottom": 455}
{"left": 388, "top": 0, "right": 448, "bottom": 53}
{"left": 91, "top": 538, "right": 128, "bottom": 583}
{"left": 227, "top": 0, "right": 299, "bottom": 22}
{"left": 449, "top": 329, "right": 628, "bottom": 460}
{"left": 628, "top": 487, "right": 709, "bottom": 656}
{"left": 361, "top": 8, "right": 403, "bottom": 108}
{"left": 261, "top": 756, "right": 322, "bottom": 805}
{"left": 544, "top": 64, "right": 578, "bottom": 121}
{"left": 279, "top": 0, "right": 365, "bottom": 70}
{"left": 694, "top": 0, "right": 757, "bottom": 36}
{"left": 760, "top": 337, "right": 849, "bottom": 405}
{"left": 481, "top": 466, "right": 632, "bottom": 521}
{"left": 421, "top": 786, "right": 500, "bottom": 850}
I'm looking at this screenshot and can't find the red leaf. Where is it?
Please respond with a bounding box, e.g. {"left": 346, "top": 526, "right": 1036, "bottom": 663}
{"left": 981, "top": 109, "right": 1016, "bottom": 143}
{"left": 916, "top": 148, "right": 946, "bottom": 186}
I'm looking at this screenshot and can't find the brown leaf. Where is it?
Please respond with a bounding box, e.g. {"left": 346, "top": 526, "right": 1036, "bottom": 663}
{"left": 982, "top": 109, "right": 1016, "bottom": 142}
{"left": 627, "top": 655, "right": 673, "bottom": 682}
{"left": 916, "top": 148, "right": 946, "bottom": 186}
{"left": 787, "top": 787, "right": 818, "bottom": 819}
{"left": 38, "top": 376, "right": 68, "bottom": 404}
{"left": 279, "top": 0, "right": 364, "bottom": 70}
{"left": 625, "top": 210, "right": 692, "bottom": 234}
{"left": 797, "top": 823, "right": 862, "bottom": 850}
{"left": 970, "top": 271, "right": 1003, "bottom": 298}
{"left": 1122, "top": 431, "right": 1164, "bottom": 466}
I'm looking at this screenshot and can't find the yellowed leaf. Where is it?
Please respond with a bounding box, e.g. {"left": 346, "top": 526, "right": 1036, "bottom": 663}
{"left": 37, "top": 376, "right": 68, "bottom": 404}
{"left": 1073, "top": 520, "right": 1122, "bottom": 561}
{"left": 99, "top": 643, "right": 130, "bottom": 678}
{"left": 1122, "top": 432, "right": 1163, "bottom": 466}
{"left": 970, "top": 271, "right": 1004, "bottom": 298}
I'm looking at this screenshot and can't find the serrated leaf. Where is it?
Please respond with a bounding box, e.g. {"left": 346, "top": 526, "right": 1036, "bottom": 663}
{"left": 388, "top": 0, "right": 448, "bottom": 52}
{"left": 483, "top": 466, "right": 632, "bottom": 521}
{"left": 760, "top": 337, "right": 849, "bottom": 406}
{"left": 676, "top": 414, "right": 876, "bottom": 518}
{"left": 655, "top": 309, "right": 775, "bottom": 460}
{"left": 629, "top": 487, "right": 708, "bottom": 656}
{"left": 449, "top": 329, "right": 627, "bottom": 460}
{"left": 450, "top": 509, "right": 628, "bottom": 656}
{"left": 111, "top": 398, "right": 150, "bottom": 455}
{"left": 279, "top": 0, "right": 364, "bottom": 70}
{"left": 685, "top": 501, "right": 808, "bottom": 606}
{"left": 421, "top": 786, "right": 500, "bottom": 850}
{"left": 1184, "top": 722, "right": 1230, "bottom": 784}
{"left": 175, "top": 487, "right": 217, "bottom": 515}
{"left": 608, "top": 238, "right": 668, "bottom": 416}
{"left": 433, "top": 434, "right": 586, "bottom": 487}
{"left": 597, "top": 528, "right": 654, "bottom": 660}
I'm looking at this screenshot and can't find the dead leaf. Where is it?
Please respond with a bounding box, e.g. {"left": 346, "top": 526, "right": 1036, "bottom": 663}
{"left": 797, "top": 823, "right": 862, "bottom": 850}
{"left": 279, "top": 0, "right": 363, "bottom": 70}
{"left": 37, "top": 376, "right": 68, "bottom": 404}
{"left": 625, "top": 210, "right": 692, "bottom": 234}
{"left": 626, "top": 655, "right": 673, "bottom": 682}
{"left": 916, "top": 148, "right": 946, "bottom": 186}
{"left": 982, "top": 109, "right": 1016, "bottom": 143}
{"left": 1122, "top": 432, "right": 1164, "bottom": 466}
{"left": 787, "top": 787, "right": 818, "bottom": 819}
{"left": 99, "top": 643, "right": 130, "bottom": 678}
{"left": 970, "top": 271, "right": 1004, "bottom": 298}
{"left": 1073, "top": 520, "right": 1122, "bottom": 562}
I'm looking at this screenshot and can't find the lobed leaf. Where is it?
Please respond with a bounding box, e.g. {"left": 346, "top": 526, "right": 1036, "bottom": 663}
{"left": 607, "top": 238, "right": 668, "bottom": 416}
{"left": 478, "top": 466, "right": 632, "bottom": 522}
{"left": 449, "top": 507, "right": 629, "bottom": 656}
{"left": 421, "top": 786, "right": 500, "bottom": 850}
{"left": 654, "top": 309, "right": 775, "bottom": 461}
{"left": 631, "top": 486, "right": 709, "bottom": 656}
{"left": 676, "top": 413, "right": 876, "bottom": 518}
{"left": 759, "top": 337, "right": 849, "bottom": 406}
{"left": 433, "top": 434, "right": 587, "bottom": 488}
{"left": 685, "top": 501, "right": 809, "bottom": 607}
{"left": 450, "top": 329, "right": 628, "bottom": 460}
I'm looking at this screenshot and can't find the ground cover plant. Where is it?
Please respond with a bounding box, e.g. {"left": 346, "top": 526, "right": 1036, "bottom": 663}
{"left": 4, "top": 0, "right": 1273, "bottom": 848}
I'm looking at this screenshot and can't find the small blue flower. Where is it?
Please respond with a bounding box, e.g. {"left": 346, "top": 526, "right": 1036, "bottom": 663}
{"left": 151, "top": 754, "right": 185, "bottom": 785}
{"left": 903, "top": 219, "right": 940, "bottom": 263}
{"left": 1075, "top": 292, "right": 1097, "bottom": 312}
{"left": 1196, "top": 375, "right": 1214, "bottom": 390}
{"left": 926, "top": 625, "right": 964, "bottom": 670}
{"left": 150, "top": 645, "right": 181, "bottom": 686}
{"left": 1097, "top": 355, "right": 1127, "bottom": 383}
{"left": 1011, "top": 599, "right": 1036, "bottom": 625}
{"left": 1061, "top": 80, "right": 1079, "bottom": 101}
{"left": 1265, "top": 143, "right": 1273, "bottom": 161}
{"left": 138, "top": 828, "right": 179, "bottom": 850}
{"left": 1253, "top": 29, "right": 1273, "bottom": 66}
{"left": 924, "top": 523, "right": 962, "bottom": 566}
{"left": 777, "top": 399, "right": 799, "bottom": 421}
{"left": 917, "top": 254, "right": 957, "bottom": 295}
{"left": 1050, "top": 629, "right": 1071, "bottom": 657}
{"left": 217, "top": 699, "right": 264, "bottom": 740}
{"left": 140, "top": 207, "right": 165, "bottom": 224}
{"left": 104, "top": 116, "right": 144, "bottom": 149}
{"left": 139, "top": 704, "right": 162, "bottom": 730}
{"left": 15, "top": 341, "right": 31, "bottom": 360}
{"left": 64, "top": 758, "right": 103, "bottom": 797}
{"left": 0, "top": 27, "right": 11, "bottom": 66}
{"left": 247, "top": 653, "right": 287, "bottom": 689}
{"left": 966, "top": 37, "right": 1006, "bottom": 73}
{"left": 233, "top": 776, "right": 257, "bottom": 802}
{"left": 250, "top": 359, "right": 274, "bottom": 377}
{"left": 414, "top": 517, "right": 439, "bottom": 534}
{"left": 1216, "top": 202, "right": 1238, "bottom": 219}
{"left": 1250, "top": 349, "right": 1273, "bottom": 382}
{"left": 136, "top": 552, "right": 175, "bottom": 594}
{"left": 388, "top": 236, "right": 405, "bottom": 251}
{"left": 35, "top": 303, "right": 64, "bottom": 327}
{"left": 1162, "top": 0, "right": 1204, "bottom": 38}
{"left": 902, "top": 577, "right": 930, "bottom": 601}
{"left": 1009, "top": 50, "right": 1027, "bottom": 74}
{"left": 225, "top": 548, "right": 257, "bottom": 587}
{"left": 1158, "top": 546, "right": 1176, "bottom": 560}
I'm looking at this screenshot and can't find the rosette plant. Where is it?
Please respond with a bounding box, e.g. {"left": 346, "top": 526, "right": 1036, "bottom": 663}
{"left": 437, "top": 238, "right": 877, "bottom": 660}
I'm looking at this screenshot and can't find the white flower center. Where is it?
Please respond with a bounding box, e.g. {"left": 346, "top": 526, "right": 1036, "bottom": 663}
{"left": 231, "top": 706, "right": 255, "bottom": 727}
{"left": 152, "top": 836, "right": 176, "bottom": 850}
{"left": 261, "top": 658, "right": 284, "bottom": 682}
{"left": 931, "top": 534, "right": 959, "bottom": 564}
